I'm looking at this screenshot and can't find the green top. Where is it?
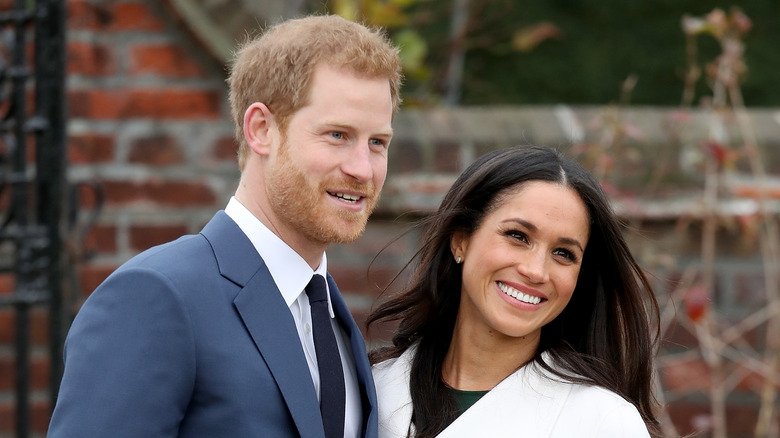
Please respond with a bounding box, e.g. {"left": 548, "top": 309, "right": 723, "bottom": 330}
{"left": 450, "top": 387, "right": 490, "bottom": 418}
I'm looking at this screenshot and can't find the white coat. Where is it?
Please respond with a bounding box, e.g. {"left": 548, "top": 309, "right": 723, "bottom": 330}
{"left": 372, "top": 346, "right": 650, "bottom": 437}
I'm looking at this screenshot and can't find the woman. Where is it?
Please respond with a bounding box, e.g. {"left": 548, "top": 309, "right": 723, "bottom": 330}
{"left": 368, "top": 145, "right": 661, "bottom": 437}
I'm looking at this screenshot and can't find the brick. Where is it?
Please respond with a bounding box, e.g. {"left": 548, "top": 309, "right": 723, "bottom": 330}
{"left": 434, "top": 139, "right": 461, "bottom": 173}
{"left": 0, "top": 356, "right": 9, "bottom": 391}
{"left": 112, "top": 2, "right": 165, "bottom": 32}
{"left": 731, "top": 184, "right": 780, "bottom": 200}
{"left": 126, "top": 90, "right": 222, "bottom": 119}
{"left": 68, "top": 133, "right": 115, "bottom": 163}
{"left": 346, "top": 221, "right": 415, "bottom": 258}
{"left": 29, "top": 309, "right": 49, "bottom": 346}
{"left": 31, "top": 399, "right": 53, "bottom": 434}
{"left": 733, "top": 361, "right": 780, "bottom": 393}
{"left": 0, "top": 186, "right": 7, "bottom": 212}
{"left": 0, "top": 310, "right": 10, "bottom": 343}
{"left": 658, "top": 319, "right": 698, "bottom": 354}
{"left": 67, "top": 42, "right": 116, "bottom": 76}
{"left": 0, "top": 401, "right": 10, "bottom": 432}
{"left": 67, "top": 0, "right": 114, "bottom": 31}
{"left": 665, "top": 402, "right": 710, "bottom": 437}
{"left": 145, "top": 180, "right": 217, "bottom": 206}
{"left": 83, "top": 225, "right": 118, "bottom": 254}
{"left": 0, "top": 274, "right": 14, "bottom": 294}
{"left": 129, "top": 224, "right": 188, "bottom": 251}
{"left": 128, "top": 135, "right": 184, "bottom": 165}
{"left": 75, "top": 180, "right": 105, "bottom": 211}
{"left": 67, "top": 89, "right": 222, "bottom": 120}
{"left": 101, "top": 179, "right": 216, "bottom": 206}
{"left": 0, "top": 310, "right": 49, "bottom": 346}
{"left": 0, "top": 355, "right": 50, "bottom": 391}
{"left": 388, "top": 138, "right": 423, "bottom": 174}
{"left": 659, "top": 357, "right": 710, "bottom": 393}
{"left": 664, "top": 402, "right": 766, "bottom": 437}
{"left": 213, "top": 136, "right": 238, "bottom": 161}
{"left": 0, "top": 399, "right": 54, "bottom": 434}
{"left": 67, "top": 1, "right": 164, "bottom": 32}
{"left": 79, "top": 264, "right": 119, "bottom": 298}
{"left": 129, "top": 44, "right": 205, "bottom": 78}
{"left": 328, "top": 265, "right": 396, "bottom": 298}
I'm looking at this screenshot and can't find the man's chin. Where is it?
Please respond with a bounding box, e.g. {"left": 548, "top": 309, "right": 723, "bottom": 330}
{"left": 324, "top": 216, "right": 370, "bottom": 244}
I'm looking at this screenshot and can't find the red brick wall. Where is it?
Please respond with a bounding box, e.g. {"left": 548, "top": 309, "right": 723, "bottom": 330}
{"left": 1, "top": 0, "right": 778, "bottom": 436}
{"left": 1, "top": 0, "right": 236, "bottom": 434}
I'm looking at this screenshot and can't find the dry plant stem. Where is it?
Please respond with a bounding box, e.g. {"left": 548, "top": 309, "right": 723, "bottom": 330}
{"left": 681, "top": 34, "right": 699, "bottom": 108}
{"left": 653, "top": 367, "right": 681, "bottom": 438}
{"left": 671, "top": 312, "right": 779, "bottom": 385}
{"left": 728, "top": 76, "right": 780, "bottom": 438}
{"left": 700, "top": 155, "right": 727, "bottom": 438}
{"left": 658, "top": 267, "right": 698, "bottom": 340}
{"left": 698, "top": 39, "right": 740, "bottom": 438}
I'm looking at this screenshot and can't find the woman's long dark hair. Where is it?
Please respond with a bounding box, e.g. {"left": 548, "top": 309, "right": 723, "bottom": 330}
{"left": 367, "top": 145, "right": 661, "bottom": 437}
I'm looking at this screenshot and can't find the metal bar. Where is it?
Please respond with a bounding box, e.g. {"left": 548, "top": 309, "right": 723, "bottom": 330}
{"left": 36, "top": 0, "right": 68, "bottom": 408}
{"left": 1, "top": 1, "right": 68, "bottom": 435}
{"left": 15, "top": 301, "right": 30, "bottom": 438}
{"left": 11, "top": 0, "right": 31, "bottom": 435}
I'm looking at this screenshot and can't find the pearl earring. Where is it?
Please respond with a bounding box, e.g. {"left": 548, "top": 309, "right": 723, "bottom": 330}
{"left": 456, "top": 256, "right": 462, "bottom": 264}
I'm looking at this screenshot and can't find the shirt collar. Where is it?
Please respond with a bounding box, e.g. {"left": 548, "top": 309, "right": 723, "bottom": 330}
{"left": 225, "top": 197, "right": 335, "bottom": 317}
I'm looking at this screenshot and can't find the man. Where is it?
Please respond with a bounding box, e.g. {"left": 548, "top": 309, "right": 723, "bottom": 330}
{"left": 48, "top": 15, "right": 402, "bottom": 438}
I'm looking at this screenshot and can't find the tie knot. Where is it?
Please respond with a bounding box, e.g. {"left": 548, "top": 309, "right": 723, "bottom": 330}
{"left": 305, "top": 274, "right": 328, "bottom": 303}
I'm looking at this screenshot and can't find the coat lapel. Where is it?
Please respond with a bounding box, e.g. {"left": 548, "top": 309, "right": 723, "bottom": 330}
{"left": 202, "top": 212, "right": 324, "bottom": 438}
{"left": 327, "top": 274, "right": 378, "bottom": 438}
{"left": 373, "top": 347, "right": 571, "bottom": 438}
{"left": 441, "top": 356, "right": 571, "bottom": 437}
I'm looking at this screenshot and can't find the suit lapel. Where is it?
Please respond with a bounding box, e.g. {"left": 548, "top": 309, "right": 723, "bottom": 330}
{"left": 234, "top": 272, "right": 324, "bottom": 438}
{"left": 326, "top": 275, "right": 378, "bottom": 438}
{"left": 202, "top": 212, "right": 324, "bottom": 438}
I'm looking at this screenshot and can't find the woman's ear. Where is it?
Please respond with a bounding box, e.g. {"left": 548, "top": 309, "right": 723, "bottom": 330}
{"left": 243, "top": 102, "right": 276, "bottom": 157}
{"left": 450, "top": 232, "right": 468, "bottom": 262}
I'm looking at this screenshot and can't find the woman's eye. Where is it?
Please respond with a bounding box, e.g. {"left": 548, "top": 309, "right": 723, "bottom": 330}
{"left": 553, "top": 248, "right": 577, "bottom": 262}
{"left": 506, "top": 230, "right": 529, "bottom": 244}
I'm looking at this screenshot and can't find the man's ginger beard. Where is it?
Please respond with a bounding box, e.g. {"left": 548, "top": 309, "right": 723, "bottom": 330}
{"left": 264, "top": 137, "right": 381, "bottom": 245}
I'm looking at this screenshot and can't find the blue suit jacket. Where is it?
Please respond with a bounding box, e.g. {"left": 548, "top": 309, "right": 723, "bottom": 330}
{"left": 49, "top": 211, "right": 379, "bottom": 437}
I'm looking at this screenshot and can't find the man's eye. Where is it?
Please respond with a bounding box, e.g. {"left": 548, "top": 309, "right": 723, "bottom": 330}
{"left": 369, "top": 138, "right": 386, "bottom": 148}
{"left": 330, "top": 132, "right": 344, "bottom": 139}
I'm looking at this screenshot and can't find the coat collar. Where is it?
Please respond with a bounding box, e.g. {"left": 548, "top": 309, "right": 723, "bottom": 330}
{"left": 202, "top": 212, "right": 324, "bottom": 437}
{"left": 201, "top": 211, "right": 377, "bottom": 438}
{"left": 372, "top": 346, "right": 572, "bottom": 438}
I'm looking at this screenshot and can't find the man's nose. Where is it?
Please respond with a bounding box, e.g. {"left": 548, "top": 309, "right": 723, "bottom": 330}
{"left": 340, "top": 142, "right": 373, "bottom": 182}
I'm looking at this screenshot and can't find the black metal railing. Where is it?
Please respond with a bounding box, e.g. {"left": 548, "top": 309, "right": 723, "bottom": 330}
{"left": 0, "top": 0, "right": 66, "bottom": 436}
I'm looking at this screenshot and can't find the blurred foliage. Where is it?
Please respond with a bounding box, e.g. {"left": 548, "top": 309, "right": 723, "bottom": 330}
{"left": 321, "top": 0, "right": 780, "bottom": 107}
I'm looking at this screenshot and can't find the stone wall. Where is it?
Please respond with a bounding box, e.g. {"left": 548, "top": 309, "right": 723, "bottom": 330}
{"left": 0, "top": 0, "right": 779, "bottom": 436}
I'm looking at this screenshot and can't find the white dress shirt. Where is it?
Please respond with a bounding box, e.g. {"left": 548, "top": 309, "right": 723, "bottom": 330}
{"left": 226, "top": 197, "right": 361, "bottom": 438}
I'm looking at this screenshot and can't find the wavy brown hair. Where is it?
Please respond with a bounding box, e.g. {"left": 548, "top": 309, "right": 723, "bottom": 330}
{"left": 368, "top": 145, "right": 661, "bottom": 437}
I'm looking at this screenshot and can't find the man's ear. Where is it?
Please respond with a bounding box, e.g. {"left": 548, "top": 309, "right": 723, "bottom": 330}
{"left": 243, "top": 102, "right": 276, "bottom": 157}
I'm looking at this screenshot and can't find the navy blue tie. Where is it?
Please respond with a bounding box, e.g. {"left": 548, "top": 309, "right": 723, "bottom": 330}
{"left": 306, "top": 275, "right": 346, "bottom": 438}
